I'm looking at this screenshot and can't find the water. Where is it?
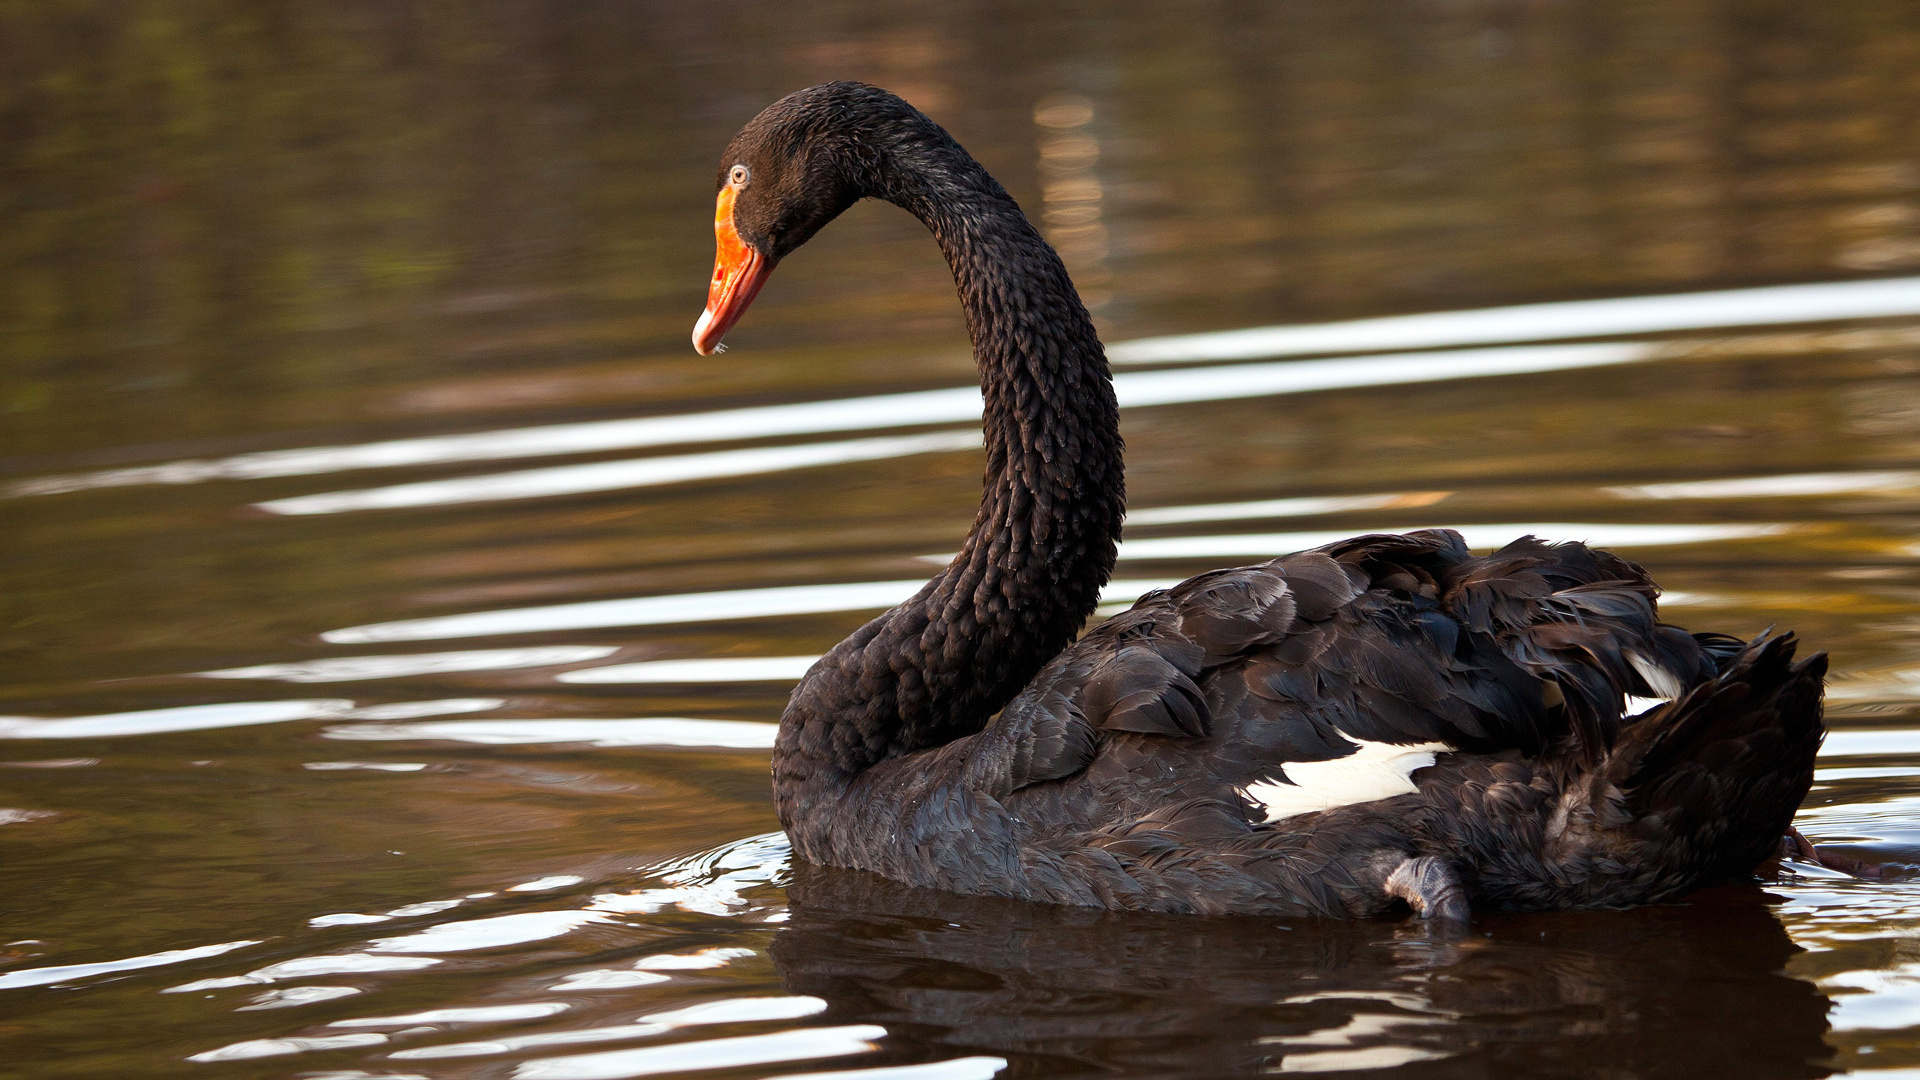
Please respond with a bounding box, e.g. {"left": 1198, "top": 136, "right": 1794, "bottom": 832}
{"left": 5, "top": 2, "right": 1920, "bottom": 1076}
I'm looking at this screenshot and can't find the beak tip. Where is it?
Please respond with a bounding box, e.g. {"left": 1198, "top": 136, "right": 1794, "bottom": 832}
{"left": 691, "top": 308, "right": 719, "bottom": 355}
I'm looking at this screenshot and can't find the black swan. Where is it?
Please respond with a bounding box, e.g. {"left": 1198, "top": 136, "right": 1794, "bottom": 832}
{"left": 692, "top": 82, "right": 1829, "bottom": 920}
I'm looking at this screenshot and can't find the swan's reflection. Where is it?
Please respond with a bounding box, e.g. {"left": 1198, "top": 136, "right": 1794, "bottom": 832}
{"left": 774, "top": 866, "right": 1833, "bottom": 1078}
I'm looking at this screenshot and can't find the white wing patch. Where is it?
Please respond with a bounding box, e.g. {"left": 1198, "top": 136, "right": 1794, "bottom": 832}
{"left": 1243, "top": 738, "right": 1452, "bottom": 823}
{"left": 1624, "top": 651, "right": 1690, "bottom": 717}
{"left": 1627, "top": 650, "right": 1688, "bottom": 699}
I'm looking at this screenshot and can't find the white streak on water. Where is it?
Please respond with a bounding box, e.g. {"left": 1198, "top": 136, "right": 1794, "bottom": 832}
{"left": 387, "top": 899, "right": 465, "bottom": 917}
{"left": 0, "top": 697, "right": 499, "bottom": 739}
{"left": 632, "top": 947, "right": 757, "bottom": 970}
{"left": 777, "top": 1058, "right": 1009, "bottom": 1080}
{"left": 512, "top": 1024, "right": 888, "bottom": 1080}
{"left": 255, "top": 430, "right": 984, "bottom": 515}
{"left": 1607, "top": 469, "right": 1920, "bottom": 500}
{"left": 9, "top": 387, "right": 987, "bottom": 496}
{"left": 557, "top": 656, "right": 820, "bottom": 684}
{"left": 391, "top": 1021, "right": 671, "bottom": 1060}
{"left": 235, "top": 985, "right": 363, "bottom": 1010}
{"left": 18, "top": 275, "right": 1920, "bottom": 501}
{"left": 0, "top": 700, "right": 354, "bottom": 739}
{"left": 1813, "top": 766, "right": 1919, "bottom": 782}
{"left": 1126, "top": 492, "right": 1445, "bottom": 526}
{"left": 1112, "top": 342, "right": 1651, "bottom": 406}
{"left": 1110, "top": 522, "right": 1791, "bottom": 561}
{"left": 537, "top": 947, "right": 761, "bottom": 995}
{"left": 306, "top": 913, "right": 398, "bottom": 928}
{"left": 1818, "top": 729, "right": 1920, "bottom": 757}
{"left": 324, "top": 718, "right": 781, "bottom": 750}
{"left": 367, "top": 911, "right": 613, "bottom": 954}
{"left": 322, "top": 578, "right": 1181, "bottom": 645}
{"left": 587, "top": 836, "right": 789, "bottom": 917}
{"left": 165, "top": 952, "right": 440, "bottom": 993}
{"left": 509, "top": 875, "right": 585, "bottom": 893}
{"left": 186, "top": 1032, "right": 389, "bottom": 1063}
{"left": 636, "top": 996, "right": 828, "bottom": 1027}
{"left": 330, "top": 1002, "right": 570, "bottom": 1027}
{"left": 1823, "top": 963, "right": 1920, "bottom": 1033}
{"left": 1827, "top": 668, "right": 1920, "bottom": 703}
{"left": 1107, "top": 274, "right": 1920, "bottom": 365}
{"left": 1274, "top": 1043, "right": 1449, "bottom": 1073}
{"left": 196, "top": 646, "right": 618, "bottom": 682}
{"left": 367, "top": 999, "right": 842, "bottom": 1065}
{"left": 548, "top": 971, "right": 672, "bottom": 992}
{"left": 13, "top": 342, "right": 1649, "bottom": 503}
{"left": 0, "top": 938, "right": 262, "bottom": 990}
{"left": 325, "top": 580, "right": 929, "bottom": 644}
{"left": 342, "top": 698, "right": 503, "bottom": 720}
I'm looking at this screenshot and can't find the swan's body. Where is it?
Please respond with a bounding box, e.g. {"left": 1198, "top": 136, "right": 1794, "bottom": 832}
{"left": 695, "top": 83, "right": 1826, "bottom": 919}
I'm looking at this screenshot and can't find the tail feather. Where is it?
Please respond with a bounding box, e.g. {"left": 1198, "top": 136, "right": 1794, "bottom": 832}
{"left": 1456, "top": 631, "right": 1826, "bottom": 910}
{"left": 1689, "top": 630, "right": 1750, "bottom": 674}
{"left": 1600, "top": 631, "right": 1826, "bottom": 891}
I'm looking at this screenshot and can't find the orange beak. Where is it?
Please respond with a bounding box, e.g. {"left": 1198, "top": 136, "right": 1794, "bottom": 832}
{"left": 692, "top": 185, "right": 776, "bottom": 355}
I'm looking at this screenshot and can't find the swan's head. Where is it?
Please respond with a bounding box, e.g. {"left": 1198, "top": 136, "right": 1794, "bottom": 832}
{"left": 693, "top": 82, "right": 917, "bottom": 355}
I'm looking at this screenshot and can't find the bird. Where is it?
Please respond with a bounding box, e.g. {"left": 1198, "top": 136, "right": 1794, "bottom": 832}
{"left": 690, "top": 81, "right": 1829, "bottom": 920}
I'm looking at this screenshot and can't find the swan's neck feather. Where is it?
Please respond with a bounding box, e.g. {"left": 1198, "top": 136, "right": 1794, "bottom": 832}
{"left": 771, "top": 99, "right": 1124, "bottom": 853}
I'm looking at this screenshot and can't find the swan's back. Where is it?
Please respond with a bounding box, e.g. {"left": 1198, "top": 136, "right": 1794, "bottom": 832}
{"left": 999, "top": 528, "right": 1716, "bottom": 816}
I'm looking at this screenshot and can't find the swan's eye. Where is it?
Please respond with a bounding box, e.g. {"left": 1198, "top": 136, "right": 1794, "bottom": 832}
{"left": 729, "top": 164, "right": 751, "bottom": 187}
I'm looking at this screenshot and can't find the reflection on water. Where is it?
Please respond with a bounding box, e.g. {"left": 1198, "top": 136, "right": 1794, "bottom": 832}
{"left": 12, "top": 341, "right": 1656, "bottom": 511}
{"left": 256, "top": 430, "right": 985, "bottom": 515}
{"left": 1612, "top": 470, "right": 1920, "bottom": 501}
{"left": 0, "top": 697, "right": 499, "bottom": 739}
{"left": 1109, "top": 521, "right": 1794, "bottom": 561}
{"left": 384, "top": 995, "right": 832, "bottom": 1061}
{"left": 6, "top": 2, "right": 1920, "bottom": 1077}
{"left": 10, "top": 275, "right": 1920, "bottom": 503}
{"left": 5, "top": 387, "right": 991, "bottom": 497}
{"left": 559, "top": 656, "right": 822, "bottom": 685}
{"left": 196, "top": 645, "right": 618, "bottom": 682}
{"left": 511, "top": 1025, "right": 890, "bottom": 1080}
{"left": 1125, "top": 491, "right": 1450, "bottom": 526}
{"left": 322, "top": 579, "right": 1184, "bottom": 644}
{"left": 1107, "top": 275, "right": 1920, "bottom": 365}
{"left": 775, "top": 865, "right": 1836, "bottom": 1078}
{"left": 322, "top": 579, "right": 938, "bottom": 643}
{"left": 1819, "top": 730, "right": 1920, "bottom": 758}
{"left": 326, "top": 718, "right": 782, "bottom": 750}
{"left": 0, "top": 939, "right": 264, "bottom": 992}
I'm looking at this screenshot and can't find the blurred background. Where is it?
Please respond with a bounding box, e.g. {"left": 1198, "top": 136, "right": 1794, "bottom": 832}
{"left": 5, "top": 3, "right": 1920, "bottom": 1078}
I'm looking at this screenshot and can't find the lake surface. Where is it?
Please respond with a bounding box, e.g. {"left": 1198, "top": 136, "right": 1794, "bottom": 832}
{"left": 6, "top": 3, "right": 1920, "bottom": 1077}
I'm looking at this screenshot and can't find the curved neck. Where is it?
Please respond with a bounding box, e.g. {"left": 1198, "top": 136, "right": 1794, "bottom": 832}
{"left": 774, "top": 122, "right": 1124, "bottom": 846}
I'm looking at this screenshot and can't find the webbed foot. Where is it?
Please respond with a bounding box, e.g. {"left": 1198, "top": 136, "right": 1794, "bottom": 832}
{"left": 1385, "top": 855, "right": 1469, "bottom": 922}
{"left": 1785, "top": 826, "right": 1886, "bottom": 878}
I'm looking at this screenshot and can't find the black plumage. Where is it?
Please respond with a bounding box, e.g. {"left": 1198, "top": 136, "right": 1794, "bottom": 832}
{"left": 698, "top": 82, "right": 1828, "bottom": 919}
